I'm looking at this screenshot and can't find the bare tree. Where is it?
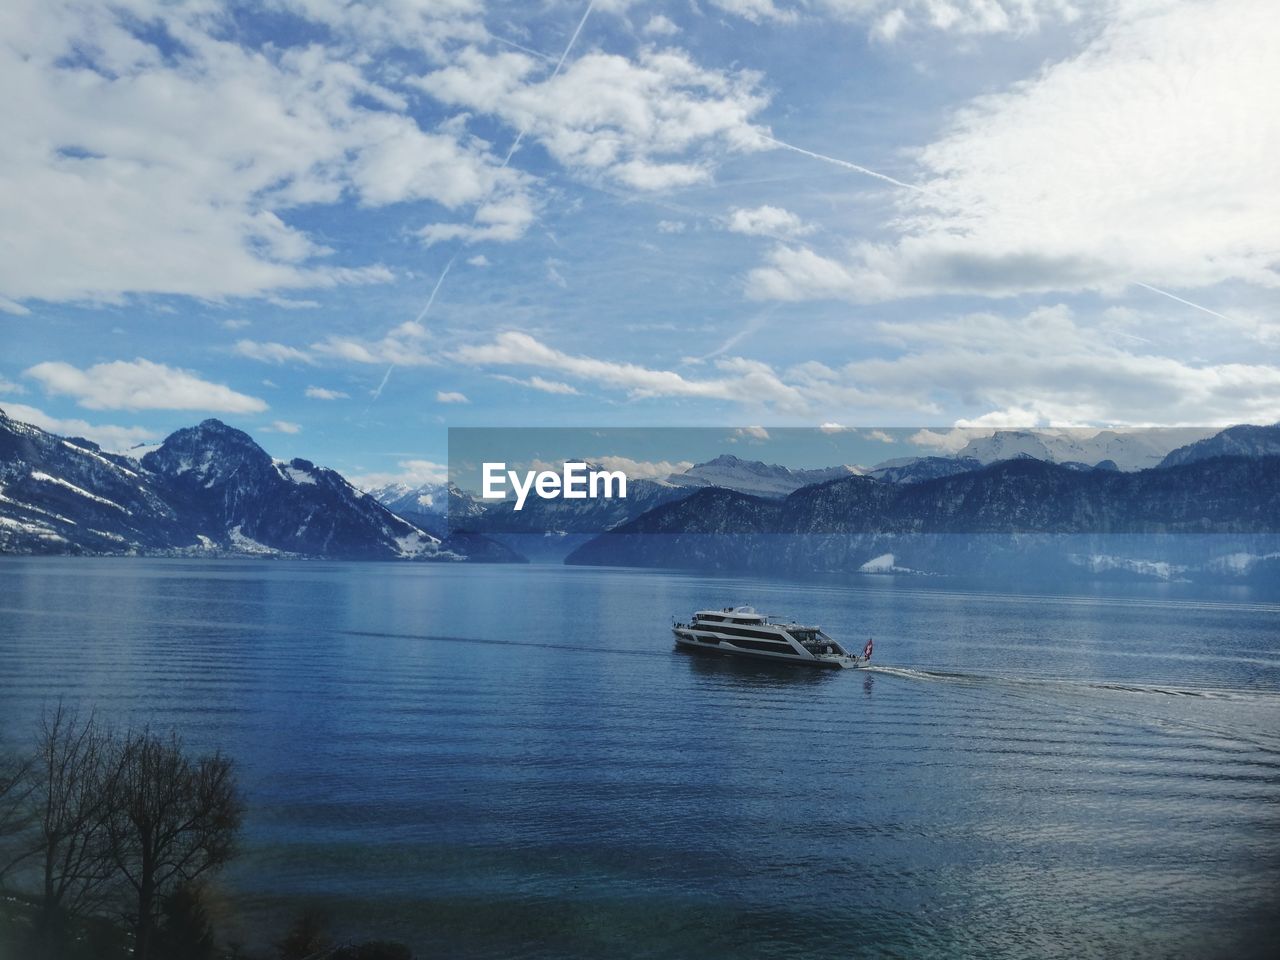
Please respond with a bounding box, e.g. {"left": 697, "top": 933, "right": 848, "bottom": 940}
{"left": 104, "top": 730, "right": 243, "bottom": 960}
{"left": 23, "top": 704, "right": 117, "bottom": 953}
{"left": 0, "top": 745, "right": 35, "bottom": 883}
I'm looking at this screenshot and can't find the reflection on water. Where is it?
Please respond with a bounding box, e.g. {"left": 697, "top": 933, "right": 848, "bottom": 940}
{"left": 0, "top": 557, "right": 1277, "bottom": 959}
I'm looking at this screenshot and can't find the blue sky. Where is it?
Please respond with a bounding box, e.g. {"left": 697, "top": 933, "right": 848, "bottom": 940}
{"left": 1, "top": 0, "right": 1276, "bottom": 487}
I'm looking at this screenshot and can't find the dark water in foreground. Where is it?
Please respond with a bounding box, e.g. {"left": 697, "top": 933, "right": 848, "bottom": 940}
{"left": 1, "top": 558, "right": 1278, "bottom": 958}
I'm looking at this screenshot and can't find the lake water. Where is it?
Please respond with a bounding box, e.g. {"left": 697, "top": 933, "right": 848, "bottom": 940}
{"left": 1, "top": 557, "right": 1278, "bottom": 958}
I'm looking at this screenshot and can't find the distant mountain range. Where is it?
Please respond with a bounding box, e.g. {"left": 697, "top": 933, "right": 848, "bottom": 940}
{"left": 0, "top": 409, "right": 521, "bottom": 562}
{"left": 565, "top": 426, "right": 1280, "bottom": 582}
{"left": 366, "top": 425, "right": 1278, "bottom": 579}
{"left": 665, "top": 454, "right": 865, "bottom": 497}
{"left": 10, "top": 405, "right": 1272, "bottom": 581}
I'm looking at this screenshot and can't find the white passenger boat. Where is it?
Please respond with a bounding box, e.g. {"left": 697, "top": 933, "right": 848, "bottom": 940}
{"left": 673, "top": 606, "right": 871, "bottom": 669}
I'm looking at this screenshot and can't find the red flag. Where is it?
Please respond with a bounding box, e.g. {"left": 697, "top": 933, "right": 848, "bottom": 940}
{"left": 863, "top": 638, "right": 873, "bottom": 660}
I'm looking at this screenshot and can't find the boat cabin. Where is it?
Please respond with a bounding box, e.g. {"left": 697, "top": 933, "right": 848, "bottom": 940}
{"left": 691, "top": 606, "right": 766, "bottom": 625}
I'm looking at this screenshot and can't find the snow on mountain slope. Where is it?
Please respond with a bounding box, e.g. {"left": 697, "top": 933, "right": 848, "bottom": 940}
{"left": 956, "top": 428, "right": 1212, "bottom": 471}
{"left": 142, "top": 420, "right": 442, "bottom": 560}
{"left": 0, "top": 406, "right": 189, "bottom": 553}
{"left": 666, "top": 454, "right": 865, "bottom": 498}
{"left": 1159, "top": 424, "right": 1280, "bottom": 467}
{"left": 0, "top": 409, "right": 497, "bottom": 560}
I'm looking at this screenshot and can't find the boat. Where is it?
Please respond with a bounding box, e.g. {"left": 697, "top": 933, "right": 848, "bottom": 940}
{"left": 672, "top": 606, "right": 871, "bottom": 669}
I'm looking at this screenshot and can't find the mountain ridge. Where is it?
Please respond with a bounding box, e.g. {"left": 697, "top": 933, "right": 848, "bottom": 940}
{"left": 566, "top": 454, "right": 1280, "bottom": 581}
{"left": 0, "top": 409, "right": 521, "bottom": 561}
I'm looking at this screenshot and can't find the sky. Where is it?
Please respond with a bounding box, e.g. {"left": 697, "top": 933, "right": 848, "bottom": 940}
{"left": 1, "top": 0, "right": 1277, "bottom": 487}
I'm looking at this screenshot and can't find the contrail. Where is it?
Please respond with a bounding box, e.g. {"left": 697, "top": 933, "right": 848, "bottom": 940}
{"left": 695, "top": 309, "right": 774, "bottom": 362}
{"left": 372, "top": 0, "right": 596, "bottom": 412}
{"left": 370, "top": 364, "right": 393, "bottom": 402}
{"left": 491, "top": 34, "right": 557, "bottom": 63}
{"left": 553, "top": 1, "right": 594, "bottom": 76}
{"left": 1132, "top": 281, "right": 1238, "bottom": 324}
{"left": 368, "top": 255, "right": 456, "bottom": 406}
{"left": 414, "top": 255, "right": 456, "bottom": 325}
{"left": 501, "top": 0, "right": 595, "bottom": 168}
{"left": 753, "top": 133, "right": 924, "bottom": 193}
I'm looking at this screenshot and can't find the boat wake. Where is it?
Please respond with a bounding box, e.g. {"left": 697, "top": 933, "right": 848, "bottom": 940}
{"left": 860, "top": 664, "right": 1273, "bottom": 702}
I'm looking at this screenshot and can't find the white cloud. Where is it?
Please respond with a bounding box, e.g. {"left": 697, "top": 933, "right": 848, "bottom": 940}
{"left": 736, "top": 425, "right": 770, "bottom": 440}
{"left": 908, "top": 428, "right": 975, "bottom": 453}
{"left": 0, "top": 377, "right": 27, "bottom": 395}
{"left": 305, "top": 386, "right": 349, "bottom": 400}
{"left": 466, "top": 254, "right": 491, "bottom": 267}
{"left": 269, "top": 0, "right": 487, "bottom": 56}
{"left": 419, "top": 189, "right": 538, "bottom": 245}
{"left": 350, "top": 458, "right": 449, "bottom": 490}
{"left": 745, "top": 245, "right": 862, "bottom": 301}
{"left": 527, "top": 376, "right": 580, "bottom": 396}
{"left": 589, "top": 455, "right": 693, "bottom": 479}
{"left": 642, "top": 14, "right": 681, "bottom": 36}
{"left": 449, "top": 296, "right": 1280, "bottom": 425}
{"left": 436, "top": 390, "right": 469, "bottom": 403}
{"left": 708, "top": 1, "right": 800, "bottom": 25}
{"left": 838, "top": 305, "right": 1280, "bottom": 426}
{"left": 726, "top": 205, "right": 813, "bottom": 239}
{"left": 451, "top": 331, "right": 807, "bottom": 411}
{"left": 818, "top": 421, "right": 849, "bottom": 433}
{"left": 0, "top": 0, "right": 524, "bottom": 306}
{"left": 713, "top": 0, "right": 1084, "bottom": 35}
{"left": 415, "top": 46, "right": 771, "bottom": 192}
{"left": 311, "top": 320, "right": 437, "bottom": 367}
{"left": 0, "top": 401, "right": 157, "bottom": 452}
{"left": 748, "top": 0, "right": 1280, "bottom": 303}
{"left": 865, "top": 429, "right": 896, "bottom": 443}
{"left": 235, "top": 340, "right": 315, "bottom": 365}
{"left": 25, "top": 358, "right": 268, "bottom": 413}
{"left": 222, "top": 319, "right": 251, "bottom": 331}
{"left": 267, "top": 296, "right": 321, "bottom": 310}
{"left": 657, "top": 220, "right": 687, "bottom": 234}
{"left": 494, "top": 374, "right": 581, "bottom": 395}
{"left": 264, "top": 420, "right": 302, "bottom": 434}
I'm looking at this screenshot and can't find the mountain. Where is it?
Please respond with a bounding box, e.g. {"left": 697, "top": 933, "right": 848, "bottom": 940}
{"left": 867, "top": 456, "right": 984, "bottom": 484}
{"left": 366, "top": 480, "right": 451, "bottom": 537}
{"left": 0, "top": 407, "right": 192, "bottom": 553}
{"left": 0, "top": 409, "right": 520, "bottom": 561}
{"left": 953, "top": 428, "right": 1212, "bottom": 471}
{"left": 566, "top": 456, "right": 1280, "bottom": 581}
{"left": 366, "top": 480, "right": 449, "bottom": 517}
{"left": 141, "top": 420, "right": 442, "bottom": 559}
{"left": 1159, "top": 424, "right": 1280, "bottom": 467}
{"left": 666, "top": 454, "right": 864, "bottom": 497}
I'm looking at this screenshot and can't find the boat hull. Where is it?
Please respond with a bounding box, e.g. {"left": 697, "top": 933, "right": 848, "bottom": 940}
{"left": 673, "top": 629, "right": 859, "bottom": 669}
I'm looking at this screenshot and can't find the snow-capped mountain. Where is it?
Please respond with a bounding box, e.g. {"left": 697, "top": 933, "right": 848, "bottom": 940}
{"left": 666, "top": 454, "right": 865, "bottom": 498}
{"left": 0, "top": 407, "right": 191, "bottom": 553}
{"left": 366, "top": 480, "right": 449, "bottom": 517}
{"left": 1159, "top": 424, "right": 1280, "bottom": 467}
{"left": 143, "top": 420, "right": 441, "bottom": 559}
{"left": 953, "top": 428, "right": 1212, "bottom": 471}
{"left": 365, "top": 480, "right": 451, "bottom": 536}
{"left": 867, "top": 456, "right": 985, "bottom": 485}
{"left": 0, "top": 409, "right": 517, "bottom": 561}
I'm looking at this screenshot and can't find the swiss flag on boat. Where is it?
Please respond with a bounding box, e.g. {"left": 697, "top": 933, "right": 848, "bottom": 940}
{"left": 862, "top": 638, "right": 874, "bottom": 660}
